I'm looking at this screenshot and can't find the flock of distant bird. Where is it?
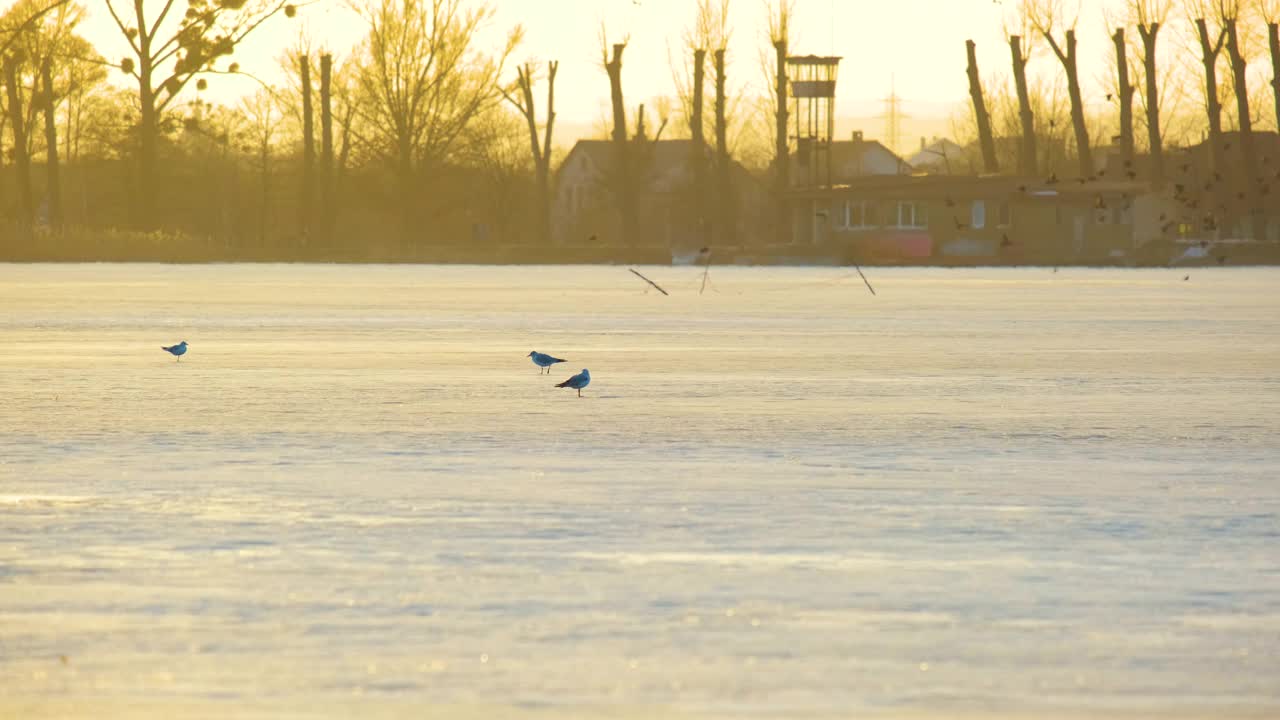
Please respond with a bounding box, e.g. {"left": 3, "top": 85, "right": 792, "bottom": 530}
{"left": 159, "top": 341, "right": 592, "bottom": 398}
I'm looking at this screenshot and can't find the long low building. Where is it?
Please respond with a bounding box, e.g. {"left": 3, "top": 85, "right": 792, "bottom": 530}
{"left": 787, "top": 175, "right": 1181, "bottom": 265}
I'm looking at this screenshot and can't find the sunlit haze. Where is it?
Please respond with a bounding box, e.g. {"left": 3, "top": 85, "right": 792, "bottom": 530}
{"left": 65, "top": 0, "right": 1156, "bottom": 152}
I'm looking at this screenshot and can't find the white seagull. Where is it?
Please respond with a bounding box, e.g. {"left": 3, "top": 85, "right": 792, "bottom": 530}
{"left": 555, "top": 368, "right": 591, "bottom": 398}
{"left": 528, "top": 350, "right": 566, "bottom": 374}
{"left": 161, "top": 340, "right": 189, "bottom": 362}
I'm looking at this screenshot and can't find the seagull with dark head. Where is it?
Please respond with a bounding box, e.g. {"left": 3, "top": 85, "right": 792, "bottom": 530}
{"left": 555, "top": 369, "right": 591, "bottom": 398}
{"left": 528, "top": 351, "right": 566, "bottom": 374}
{"left": 161, "top": 340, "right": 188, "bottom": 362}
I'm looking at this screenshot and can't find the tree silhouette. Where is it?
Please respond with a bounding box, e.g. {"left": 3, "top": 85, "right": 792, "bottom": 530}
{"left": 349, "top": 0, "right": 521, "bottom": 247}
{"left": 103, "top": 0, "right": 296, "bottom": 227}
{"left": 1022, "top": 0, "right": 1093, "bottom": 177}
{"left": 501, "top": 60, "right": 557, "bottom": 247}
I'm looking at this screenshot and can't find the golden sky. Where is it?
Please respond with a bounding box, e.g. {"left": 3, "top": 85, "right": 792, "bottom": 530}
{"left": 52, "top": 0, "right": 1251, "bottom": 149}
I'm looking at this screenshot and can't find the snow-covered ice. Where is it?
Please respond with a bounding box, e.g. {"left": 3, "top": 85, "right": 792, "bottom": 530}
{"left": 1, "top": 263, "right": 1278, "bottom": 719}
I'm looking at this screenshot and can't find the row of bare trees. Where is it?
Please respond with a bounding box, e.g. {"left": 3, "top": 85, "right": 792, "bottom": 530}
{"left": 0, "top": 0, "right": 816, "bottom": 253}
{"left": 583, "top": 0, "right": 793, "bottom": 249}
{"left": 2, "top": 0, "right": 542, "bottom": 252}
{"left": 965, "top": 0, "right": 1280, "bottom": 190}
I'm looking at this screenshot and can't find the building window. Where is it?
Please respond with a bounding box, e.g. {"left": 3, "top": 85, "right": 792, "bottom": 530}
{"left": 896, "top": 201, "right": 927, "bottom": 229}
{"left": 971, "top": 200, "right": 986, "bottom": 229}
{"left": 840, "top": 200, "right": 873, "bottom": 228}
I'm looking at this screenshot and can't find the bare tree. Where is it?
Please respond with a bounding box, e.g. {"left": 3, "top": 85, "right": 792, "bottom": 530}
{"left": 103, "top": 0, "right": 296, "bottom": 227}
{"left": 670, "top": 0, "right": 720, "bottom": 247}
{"left": 349, "top": 0, "right": 521, "bottom": 246}
{"left": 1265, "top": 0, "right": 1280, "bottom": 131}
{"left": 1111, "top": 26, "right": 1137, "bottom": 173}
{"left": 708, "top": 1, "right": 732, "bottom": 246}
{"left": 714, "top": 46, "right": 732, "bottom": 245}
{"left": 237, "top": 88, "right": 282, "bottom": 246}
{"left": 1133, "top": 0, "right": 1172, "bottom": 186}
{"left": 319, "top": 53, "right": 334, "bottom": 246}
{"left": 966, "top": 40, "right": 999, "bottom": 173}
{"left": 602, "top": 33, "right": 637, "bottom": 247}
{"left": 299, "top": 53, "right": 314, "bottom": 243}
{"left": 1, "top": 0, "right": 77, "bottom": 232}
{"left": 766, "top": 0, "right": 794, "bottom": 243}
{"left": 41, "top": 56, "right": 61, "bottom": 228}
{"left": 501, "top": 60, "right": 557, "bottom": 246}
{"left": 1188, "top": 0, "right": 1229, "bottom": 172}
{"left": 4, "top": 55, "right": 34, "bottom": 230}
{"left": 1004, "top": 9, "right": 1039, "bottom": 176}
{"left": 1219, "top": 0, "right": 1261, "bottom": 236}
{"left": 1022, "top": 0, "right": 1093, "bottom": 176}
{"left": 691, "top": 46, "right": 707, "bottom": 241}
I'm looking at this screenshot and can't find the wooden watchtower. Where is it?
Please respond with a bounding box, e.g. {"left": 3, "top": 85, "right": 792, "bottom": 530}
{"left": 787, "top": 55, "right": 842, "bottom": 189}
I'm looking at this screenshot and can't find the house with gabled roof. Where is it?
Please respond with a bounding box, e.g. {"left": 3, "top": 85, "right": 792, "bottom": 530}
{"left": 553, "top": 138, "right": 765, "bottom": 251}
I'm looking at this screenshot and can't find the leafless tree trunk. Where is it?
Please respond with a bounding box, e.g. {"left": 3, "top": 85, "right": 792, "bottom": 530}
{"left": 692, "top": 48, "right": 707, "bottom": 246}
{"left": 41, "top": 57, "right": 61, "bottom": 231}
{"left": 1044, "top": 30, "right": 1092, "bottom": 176}
{"left": 965, "top": 40, "right": 999, "bottom": 173}
{"left": 4, "top": 56, "right": 34, "bottom": 233}
{"left": 1009, "top": 35, "right": 1038, "bottom": 176}
{"left": 337, "top": 103, "right": 354, "bottom": 183}
{"left": 1268, "top": 20, "right": 1280, "bottom": 133}
{"left": 320, "top": 53, "right": 334, "bottom": 246}
{"left": 773, "top": 38, "right": 789, "bottom": 243}
{"left": 714, "top": 49, "right": 731, "bottom": 246}
{"left": 1135, "top": 12, "right": 1165, "bottom": 187}
{"left": 605, "top": 42, "right": 637, "bottom": 247}
{"left": 300, "top": 54, "right": 314, "bottom": 244}
{"left": 1223, "top": 14, "right": 1259, "bottom": 238}
{"left": 1193, "top": 17, "right": 1227, "bottom": 173}
{"left": 766, "top": 0, "right": 793, "bottom": 244}
{"left": 502, "top": 60, "right": 557, "bottom": 246}
{"left": 1112, "top": 29, "right": 1135, "bottom": 173}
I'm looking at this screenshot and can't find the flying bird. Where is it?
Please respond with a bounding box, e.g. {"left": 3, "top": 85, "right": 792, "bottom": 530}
{"left": 528, "top": 350, "right": 566, "bottom": 374}
{"left": 161, "top": 340, "right": 188, "bottom": 362}
{"left": 555, "top": 368, "right": 591, "bottom": 398}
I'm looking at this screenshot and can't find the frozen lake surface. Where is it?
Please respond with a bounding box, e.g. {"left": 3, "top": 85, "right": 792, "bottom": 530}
{"left": 2, "top": 263, "right": 1278, "bottom": 719}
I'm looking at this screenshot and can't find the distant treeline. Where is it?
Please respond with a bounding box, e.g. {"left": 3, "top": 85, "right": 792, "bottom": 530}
{"left": 1, "top": 0, "right": 1278, "bottom": 261}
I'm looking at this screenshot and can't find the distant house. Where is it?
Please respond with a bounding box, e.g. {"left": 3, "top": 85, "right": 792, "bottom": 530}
{"left": 791, "top": 131, "right": 910, "bottom": 187}
{"left": 554, "top": 139, "right": 764, "bottom": 250}
{"left": 906, "top": 137, "right": 969, "bottom": 175}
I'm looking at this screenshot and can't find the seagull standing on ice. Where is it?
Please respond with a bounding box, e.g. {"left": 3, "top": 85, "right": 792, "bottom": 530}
{"left": 555, "top": 369, "right": 591, "bottom": 397}
{"left": 528, "top": 350, "right": 566, "bottom": 374}
{"left": 161, "top": 340, "right": 188, "bottom": 362}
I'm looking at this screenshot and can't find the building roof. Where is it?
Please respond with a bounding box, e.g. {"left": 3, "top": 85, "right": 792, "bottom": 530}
{"left": 787, "top": 173, "right": 1153, "bottom": 201}
{"left": 825, "top": 136, "right": 912, "bottom": 176}
{"left": 786, "top": 55, "right": 842, "bottom": 65}
{"left": 907, "top": 138, "right": 968, "bottom": 171}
